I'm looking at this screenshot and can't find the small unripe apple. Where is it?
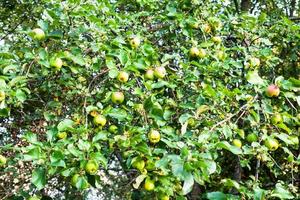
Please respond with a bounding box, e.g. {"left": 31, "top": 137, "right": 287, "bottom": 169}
{"left": 117, "top": 71, "right": 129, "bottom": 83}
{"left": 189, "top": 22, "right": 199, "bottom": 29}
{"left": 202, "top": 23, "right": 211, "bottom": 33}
{"left": 212, "top": 36, "right": 222, "bottom": 44}
{"left": 144, "top": 178, "right": 155, "bottom": 191}
{"left": 0, "top": 91, "right": 5, "bottom": 101}
{"left": 57, "top": 132, "right": 67, "bottom": 139}
{"left": 154, "top": 66, "right": 166, "bottom": 79}
{"left": 249, "top": 57, "right": 260, "bottom": 67}
{"left": 148, "top": 130, "right": 161, "bottom": 144}
{"left": 198, "top": 48, "right": 207, "bottom": 58}
{"left": 111, "top": 91, "right": 124, "bottom": 104}
{"left": 133, "top": 159, "right": 145, "bottom": 171}
{"left": 85, "top": 160, "right": 99, "bottom": 175}
{"left": 160, "top": 195, "right": 170, "bottom": 200}
{"left": 0, "top": 155, "right": 7, "bottom": 166}
{"left": 50, "top": 57, "right": 63, "bottom": 70}
{"left": 130, "top": 37, "right": 141, "bottom": 48}
{"left": 266, "top": 84, "right": 280, "bottom": 97}
{"left": 233, "top": 139, "right": 242, "bottom": 148}
{"left": 271, "top": 113, "right": 283, "bottom": 124}
{"left": 28, "top": 196, "right": 41, "bottom": 200}
{"left": 264, "top": 138, "right": 279, "bottom": 151}
{"left": 71, "top": 174, "right": 80, "bottom": 187}
{"left": 32, "top": 28, "right": 45, "bottom": 40}
{"left": 246, "top": 133, "right": 258, "bottom": 143}
{"left": 145, "top": 69, "right": 154, "bottom": 80}
{"left": 216, "top": 50, "right": 226, "bottom": 60}
{"left": 93, "top": 115, "right": 107, "bottom": 126}
{"left": 108, "top": 125, "right": 118, "bottom": 133}
{"left": 189, "top": 47, "right": 200, "bottom": 57}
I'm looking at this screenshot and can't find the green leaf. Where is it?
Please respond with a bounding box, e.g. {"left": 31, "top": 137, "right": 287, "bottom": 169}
{"left": 57, "top": 119, "right": 74, "bottom": 131}
{"left": 246, "top": 70, "right": 264, "bottom": 85}
{"left": 206, "top": 192, "right": 227, "bottom": 200}
{"left": 182, "top": 172, "right": 194, "bottom": 195}
{"left": 107, "top": 108, "right": 128, "bottom": 121}
{"left": 50, "top": 151, "right": 66, "bottom": 167}
{"left": 271, "top": 183, "right": 294, "bottom": 199}
{"left": 93, "top": 131, "right": 109, "bottom": 142}
{"left": 32, "top": 167, "right": 46, "bottom": 190}
{"left": 16, "top": 89, "right": 26, "bottom": 102}
{"left": 216, "top": 141, "right": 243, "bottom": 155}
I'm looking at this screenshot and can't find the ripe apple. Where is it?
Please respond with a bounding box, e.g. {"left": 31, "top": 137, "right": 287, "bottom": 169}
{"left": 154, "top": 66, "right": 166, "bottom": 79}
{"left": 266, "top": 84, "right": 280, "bottom": 97}
{"left": 111, "top": 91, "right": 124, "bottom": 104}
{"left": 145, "top": 69, "right": 154, "bottom": 80}
{"left": 0, "top": 91, "right": 5, "bottom": 101}
{"left": 85, "top": 160, "right": 99, "bottom": 175}
{"left": 117, "top": 71, "right": 129, "bottom": 83}
{"left": 130, "top": 37, "right": 141, "bottom": 48}
{"left": 246, "top": 133, "right": 258, "bottom": 143}
{"left": 233, "top": 139, "right": 242, "bottom": 148}
{"left": 212, "top": 36, "right": 222, "bottom": 44}
{"left": 133, "top": 159, "right": 145, "bottom": 171}
{"left": 0, "top": 155, "right": 7, "bottom": 166}
{"left": 108, "top": 125, "right": 118, "bottom": 133}
{"left": 249, "top": 57, "right": 260, "bottom": 67}
{"left": 264, "top": 138, "right": 279, "bottom": 151}
{"left": 148, "top": 130, "right": 161, "bottom": 144}
{"left": 144, "top": 178, "right": 155, "bottom": 191}
{"left": 32, "top": 28, "right": 45, "bottom": 40}
{"left": 50, "top": 57, "right": 63, "bottom": 70}
{"left": 202, "top": 23, "right": 211, "bottom": 33}
{"left": 271, "top": 113, "right": 283, "bottom": 124}
{"left": 189, "top": 47, "right": 200, "bottom": 57}
{"left": 93, "top": 115, "right": 107, "bottom": 126}
{"left": 57, "top": 132, "right": 67, "bottom": 139}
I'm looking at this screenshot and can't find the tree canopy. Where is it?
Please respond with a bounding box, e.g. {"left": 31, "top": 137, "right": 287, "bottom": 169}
{"left": 0, "top": 0, "right": 299, "bottom": 199}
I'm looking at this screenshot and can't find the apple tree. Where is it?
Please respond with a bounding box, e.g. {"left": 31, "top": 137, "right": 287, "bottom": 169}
{"left": 0, "top": 0, "right": 299, "bottom": 199}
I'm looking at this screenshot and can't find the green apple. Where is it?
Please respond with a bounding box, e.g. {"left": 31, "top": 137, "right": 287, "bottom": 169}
{"left": 189, "top": 47, "right": 200, "bottom": 57}
{"left": 216, "top": 50, "right": 226, "bottom": 60}
{"left": 111, "top": 91, "right": 124, "bottom": 104}
{"left": 246, "top": 133, "right": 258, "bottom": 143}
{"left": 93, "top": 115, "right": 107, "bottom": 126}
{"left": 130, "top": 37, "right": 141, "bottom": 48}
{"left": 28, "top": 196, "right": 41, "bottom": 200}
{"left": 85, "top": 160, "right": 99, "bottom": 175}
{"left": 50, "top": 57, "right": 63, "bottom": 70}
{"left": 32, "top": 28, "right": 45, "bottom": 40}
{"left": 212, "top": 36, "right": 222, "bottom": 43}
{"left": 108, "top": 125, "right": 118, "bottom": 133}
{"left": 160, "top": 195, "right": 170, "bottom": 200}
{"left": 145, "top": 69, "right": 154, "bottom": 80}
{"left": 144, "top": 178, "right": 155, "bottom": 191}
{"left": 249, "top": 57, "right": 260, "bottom": 67}
{"left": 57, "top": 132, "right": 67, "bottom": 139}
{"left": 71, "top": 174, "right": 80, "bottom": 187}
{"left": 148, "top": 130, "right": 161, "bottom": 144}
{"left": 233, "top": 139, "right": 242, "bottom": 148}
{"left": 202, "top": 23, "right": 211, "bottom": 33}
{"left": 117, "top": 71, "right": 129, "bottom": 83}
{"left": 271, "top": 113, "right": 283, "bottom": 124}
{"left": 0, "top": 91, "right": 5, "bottom": 101}
{"left": 264, "top": 138, "right": 279, "bottom": 151}
{"left": 0, "top": 155, "right": 7, "bottom": 167}
{"left": 198, "top": 48, "right": 206, "bottom": 58}
{"left": 154, "top": 66, "right": 166, "bottom": 79}
{"left": 133, "top": 159, "right": 145, "bottom": 171}
{"left": 266, "top": 84, "right": 280, "bottom": 97}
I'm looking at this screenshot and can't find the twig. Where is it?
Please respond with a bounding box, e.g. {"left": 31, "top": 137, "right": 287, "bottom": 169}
{"left": 209, "top": 95, "right": 258, "bottom": 133}
{"left": 255, "top": 159, "right": 260, "bottom": 181}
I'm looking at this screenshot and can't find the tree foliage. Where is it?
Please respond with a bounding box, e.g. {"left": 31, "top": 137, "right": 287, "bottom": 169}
{"left": 0, "top": 0, "right": 299, "bottom": 199}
